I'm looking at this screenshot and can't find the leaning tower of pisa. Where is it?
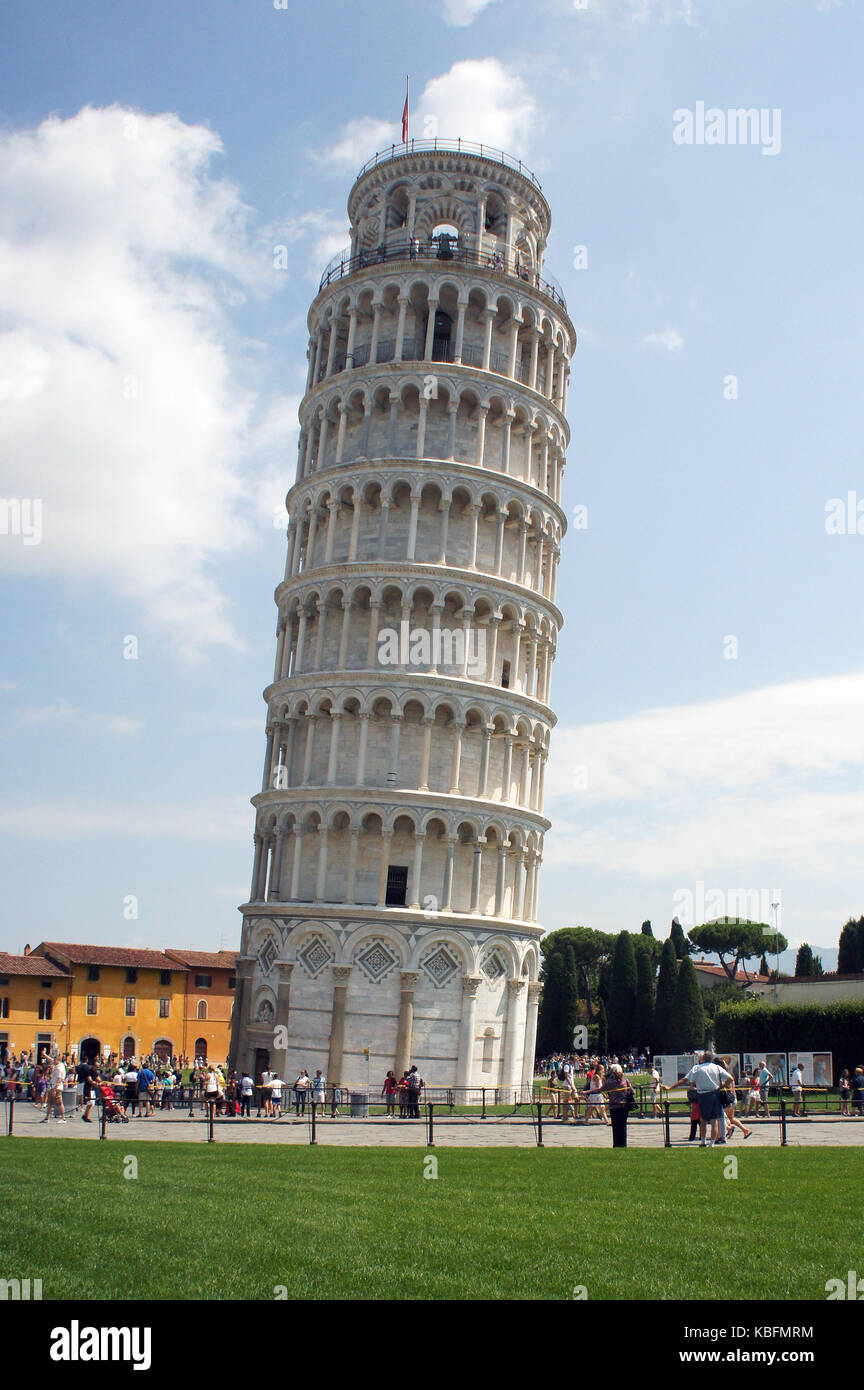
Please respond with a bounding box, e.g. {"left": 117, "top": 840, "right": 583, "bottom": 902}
{"left": 229, "top": 139, "right": 574, "bottom": 1095}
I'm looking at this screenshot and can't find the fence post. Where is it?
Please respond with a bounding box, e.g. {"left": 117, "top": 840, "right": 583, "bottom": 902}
{"left": 664, "top": 1100, "right": 671, "bottom": 1148}
{"left": 208, "top": 1101, "right": 215, "bottom": 1143}
{"left": 536, "top": 1100, "right": 544, "bottom": 1147}
{"left": 188, "top": 1087, "right": 195, "bottom": 1119}
{"left": 427, "top": 1102, "right": 435, "bottom": 1148}
{"left": 7, "top": 1094, "right": 13, "bottom": 1136}
{"left": 310, "top": 1100, "right": 318, "bottom": 1145}
{"left": 99, "top": 1099, "right": 107, "bottom": 1140}
{"left": 481, "top": 1088, "right": 486, "bottom": 1120}
{"left": 780, "top": 1098, "right": 787, "bottom": 1146}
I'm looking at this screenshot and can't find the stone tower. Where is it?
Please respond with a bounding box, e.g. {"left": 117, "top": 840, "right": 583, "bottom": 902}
{"left": 229, "top": 139, "right": 574, "bottom": 1095}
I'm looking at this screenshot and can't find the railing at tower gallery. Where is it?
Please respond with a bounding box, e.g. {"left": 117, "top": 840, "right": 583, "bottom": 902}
{"left": 355, "top": 138, "right": 544, "bottom": 189}
{"left": 318, "top": 237, "right": 567, "bottom": 309}
{"left": 324, "top": 334, "right": 549, "bottom": 391}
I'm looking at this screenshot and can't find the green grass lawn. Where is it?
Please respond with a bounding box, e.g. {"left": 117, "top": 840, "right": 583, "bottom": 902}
{"left": 1, "top": 1137, "right": 860, "bottom": 1300}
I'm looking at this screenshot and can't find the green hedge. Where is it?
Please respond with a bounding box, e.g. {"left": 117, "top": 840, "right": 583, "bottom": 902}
{"left": 714, "top": 999, "right": 864, "bottom": 1081}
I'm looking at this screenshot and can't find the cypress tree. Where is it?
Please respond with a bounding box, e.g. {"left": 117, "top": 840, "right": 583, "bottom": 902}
{"left": 759, "top": 953, "right": 770, "bottom": 976}
{"left": 641, "top": 920, "right": 653, "bottom": 937}
{"left": 633, "top": 945, "right": 654, "bottom": 1050}
{"left": 536, "top": 949, "right": 564, "bottom": 1056}
{"left": 559, "top": 941, "right": 580, "bottom": 1050}
{"left": 669, "top": 956, "right": 707, "bottom": 1053}
{"left": 596, "top": 998, "right": 608, "bottom": 1055}
{"left": 653, "top": 938, "right": 678, "bottom": 1053}
{"left": 795, "top": 943, "right": 815, "bottom": 977}
{"left": 670, "top": 918, "right": 688, "bottom": 959}
{"left": 856, "top": 917, "right": 864, "bottom": 972}
{"left": 607, "top": 931, "right": 637, "bottom": 1052}
{"left": 838, "top": 919, "right": 858, "bottom": 974}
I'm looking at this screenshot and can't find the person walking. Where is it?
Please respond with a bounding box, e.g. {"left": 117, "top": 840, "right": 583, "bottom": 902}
{"left": 124, "top": 1062, "right": 139, "bottom": 1117}
{"left": 311, "top": 1069, "right": 326, "bottom": 1117}
{"left": 667, "top": 1052, "right": 735, "bottom": 1147}
{"left": 293, "top": 1070, "right": 309, "bottom": 1117}
{"left": 406, "top": 1065, "right": 423, "bottom": 1118}
{"left": 757, "top": 1060, "right": 774, "bottom": 1117}
{"left": 839, "top": 1069, "right": 851, "bottom": 1117}
{"left": 268, "top": 1073, "right": 284, "bottom": 1117}
{"left": 790, "top": 1061, "right": 805, "bottom": 1117}
{"left": 80, "top": 1066, "right": 98, "bottom": 1123}
{"left": 597, "top": 1063, "right": 634, "bottom": 1148}
{"left": 720, "top": 1056, "right": 752, "bottom": 1140}
{"left": 382, "top": 1070, "right": 397, "bottom": 1118}
{"left": 239, "top": 1072, "right": 254, "bottom": 1118}
{"left": 851, "top": 1066, "right": 864, "bottom": 1118}
{"left": 650, "top": 1064, "right": 666, "bottom": 1118}
{"left": 137, "top": 1061, "right": 156, "bottom": 1118}
{"left": 586, "top": 1063, "right": 611, "bottom": 1126}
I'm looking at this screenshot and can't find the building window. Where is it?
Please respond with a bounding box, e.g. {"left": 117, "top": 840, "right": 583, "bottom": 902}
{"left": 0, "top": 998, "right": 8, "bottom": 1019}
{"left": 385, "top": 865, "right": 408, "bottom": 907}
{"left": 159, "top": 971, "right": 171, "bottom": 986}
{"left": 125, "top": 968, "right": 138, "bottom": 984}
{"left": 197, "top": 1000, "right": 208, "bottom": 1021}
{"left": 125, "top": 997, "right": 136, "bottom": 1017}
{"left": 481, "top": 1028, "right": 495, "bottom": 1073}
{"left": 0, "top": 977, "right": 8, "bottom": 986}
{"left": 38, "top": 999, "right": 52, "bottom": 1021}
{"left": 86, "top": 995, "right": 98, "bottom": 1016}
{"left": 159, "top": 998, "right": 170, "bottom": 1019}
{"left": 40, "top": 981, "right": 52, "bottom": 990}
{"left": 194, "top": 974, "right": 212, "bottom": 989}
{"left": 228, "top": 976, "right": 236, "bottom": 989}
{"left": 194, "top": 1037, "right": 207, "bottom": 1061}
{"left": 87, "top": 965, "right": 100, "bottom": 982}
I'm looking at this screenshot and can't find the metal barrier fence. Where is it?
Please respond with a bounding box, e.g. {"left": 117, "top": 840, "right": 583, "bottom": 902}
{"left": 317, "top": 237, "right": 567, "bottom": 307}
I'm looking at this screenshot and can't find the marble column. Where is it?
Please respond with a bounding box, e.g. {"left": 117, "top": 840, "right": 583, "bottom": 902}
{"left": 456, "top": 976, "right": 481, "bottom": 1089}
{"left": 394, "top": 971, "right": 420, "bottom": 1076}
{"left": 326, "top": 965, "right": 352, "bottom": 1086}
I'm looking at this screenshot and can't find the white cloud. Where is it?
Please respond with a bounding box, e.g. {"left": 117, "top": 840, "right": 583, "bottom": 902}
{"left": 12, "top": 701, "right": 142, "bottom": 735}
{"left": 0, "top": 105, "right": 287, "bottom": 661}
{"left": 439, "top": 0, "right": 502, "bottom": 26}
{"left": 545, "top": 671, "right": 864, "bottom": 879}
{"left": 315, "top": 117, "right": 400, "bottom": 171}
{"left": 319, "top": 59, "right": 541, "bottom": 168}
{"left": 0, "top": 797, "right": 249, "bottom": 841}
{"left": 644, "top": 326, "right": 684, "bottom": 351}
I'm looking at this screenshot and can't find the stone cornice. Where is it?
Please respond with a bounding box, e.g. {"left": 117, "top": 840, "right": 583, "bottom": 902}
{"left": 285, "top": 455, "right": 568, "bottom": 531}
{"left": 273, "top": 559, "right": 564, "bottom": 630}
{"left": 236, "top": 899, "right": 546, "bottom": 941}
{"left": 262, "top": 669, "right": 558, "bottom": 727}
{"left": 250, "top": 785, "right": 552, "bottom": 833}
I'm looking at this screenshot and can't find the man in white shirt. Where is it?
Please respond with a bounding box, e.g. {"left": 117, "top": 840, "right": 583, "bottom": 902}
{"left": 667, "top": 1052, "right": 734, "bottom": 1147}
{"left": 791, "top": 1062, "right": 805, "bottom": 1116}
{"left": 42, "top": 1056, "right": 68, "bottom": 1124}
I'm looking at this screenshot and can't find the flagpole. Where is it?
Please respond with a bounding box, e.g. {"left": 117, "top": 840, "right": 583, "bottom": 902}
{"left": 406, "top": 75, "right": 410, "bottom": 145}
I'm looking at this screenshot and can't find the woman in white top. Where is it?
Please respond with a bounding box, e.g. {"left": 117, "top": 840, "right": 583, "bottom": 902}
{"left": 586, "top": 1065, "right": 611, "bottom": 1125}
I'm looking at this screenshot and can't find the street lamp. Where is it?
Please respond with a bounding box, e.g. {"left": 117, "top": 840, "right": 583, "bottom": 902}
{"left": 771, "top": 902, "right": 781, "bottom": 1002}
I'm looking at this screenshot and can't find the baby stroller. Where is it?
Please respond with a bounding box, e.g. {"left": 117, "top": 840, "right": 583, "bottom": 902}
{"left": 99, "top": 1083, "right": 129, "bottom": 1123}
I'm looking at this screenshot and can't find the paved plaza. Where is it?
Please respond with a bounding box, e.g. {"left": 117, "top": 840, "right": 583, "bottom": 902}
{"left": 7, "top": 1102, "right": 864, "bottom": 1148}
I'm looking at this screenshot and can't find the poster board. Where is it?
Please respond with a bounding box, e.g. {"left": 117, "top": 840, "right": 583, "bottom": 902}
{"left": 743, "top": 1052, "right": 787, "bottom": 1084}
{"left": 789, "top": 1051, "right": 833, "bottom": 1088}
{"left": 655, "top": 1054, "right": 698, "bottom": 1087}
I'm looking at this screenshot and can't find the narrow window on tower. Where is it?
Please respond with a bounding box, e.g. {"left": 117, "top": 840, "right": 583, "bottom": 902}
{"left": 385, "top": 866, "right": 409, "bottom": 907}
{"left": 501, "top": 660, "right": 511, "bottom": 689}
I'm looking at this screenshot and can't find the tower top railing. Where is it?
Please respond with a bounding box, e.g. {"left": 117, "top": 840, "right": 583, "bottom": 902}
{"left": 354, "top": 139, "right": 543, "bottom": 191}
{"left": 318, "top": 236, "right": 567, "bottom": 309}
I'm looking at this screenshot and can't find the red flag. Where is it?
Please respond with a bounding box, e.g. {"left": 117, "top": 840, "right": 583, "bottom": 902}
{"left": 401, "top": 90, "right": 409, "bottom": 142}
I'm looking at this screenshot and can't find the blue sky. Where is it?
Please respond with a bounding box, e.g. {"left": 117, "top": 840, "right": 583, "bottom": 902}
{"left": 1, "top": 0, "right": 862, "bottom": 967}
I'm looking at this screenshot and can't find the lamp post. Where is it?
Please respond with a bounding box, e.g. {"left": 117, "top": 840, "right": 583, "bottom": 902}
{"left": 771, "top": 901, "right": 781, "bottom": 1003}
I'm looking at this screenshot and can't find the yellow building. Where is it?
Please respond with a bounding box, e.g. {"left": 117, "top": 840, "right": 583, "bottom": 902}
{"left": 164, "top": 949, "right": 237, "bottom": 1063}
{"left": 31, "top": 942, "right": 188, "bottom": 1065}
{"left": 0, "top": 950, "right": 71, "bottom": 1063}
